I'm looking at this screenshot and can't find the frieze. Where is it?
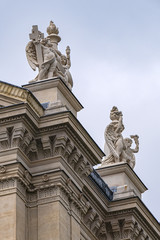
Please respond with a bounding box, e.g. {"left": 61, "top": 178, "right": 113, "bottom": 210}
{"left": 0, "top": 175, "right": 32, "bottom": 196}
{"left": 106, "top": 208, "right": 134, "bottom": 217}
{"left": 0, "top": 81, "right": 43, "bottom": 116}
{"left": 38, "top": 186, "right": 56, "bottom": 199}
{"left": 0, "top": 178, "right": 16, "bottom": 190}
{"left": 24, "top": 182, "right": 89, "bottom": 217}
{"left": 0, "top": 115, "right": 25, "bottom": 124}
{"left": 39, "top": 124, "right": 65, "bottom": 133}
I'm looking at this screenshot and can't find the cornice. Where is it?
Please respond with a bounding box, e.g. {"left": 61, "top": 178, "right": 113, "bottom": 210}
{"left": 0, "top": 80, "right": 44, "bottom": 116}
{"left": 22, "top": 77, "right": 83, "bottom": 112}
{"left": 98, "top": 163, "right": 147, "bottom": 193}
{"left": 108, "top": 196, "right": 160, "bottom": 237}
{"left": 39, "top": 111, "right": 104, "bottom": 165}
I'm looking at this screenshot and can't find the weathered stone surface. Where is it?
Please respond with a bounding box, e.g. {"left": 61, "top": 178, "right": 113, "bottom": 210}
{"left": 22, "top": 77, "right": 83, "bottom": 117}
{"left": 97, "top": 163, "right": 147, "bottom": 199}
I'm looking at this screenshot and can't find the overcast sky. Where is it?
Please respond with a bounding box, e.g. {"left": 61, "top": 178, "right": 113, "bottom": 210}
{"left": 0, "top": 0, "right": 160, "bottom": 220}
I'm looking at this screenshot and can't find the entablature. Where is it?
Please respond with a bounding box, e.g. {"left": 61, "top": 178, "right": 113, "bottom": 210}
{"left": 107, "top": 197, "right": 160, "bottom": 239}
{"left": 0, "top": 80, "right": 44, "bottom": 116}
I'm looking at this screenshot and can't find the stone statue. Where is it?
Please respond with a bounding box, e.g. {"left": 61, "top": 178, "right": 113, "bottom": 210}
{"left": 122, "top": 135, "right": 139, "bottom": 168}
{"left": 102, "top": 107, "right": 139, "bottom": 169}
{"left": 26, "top": 21, "right": 73, "bottom": 90}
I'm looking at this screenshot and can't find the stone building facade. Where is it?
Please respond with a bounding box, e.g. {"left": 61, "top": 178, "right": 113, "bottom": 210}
{"left": 0, "top": 22, "right": 160, "bottom": 240}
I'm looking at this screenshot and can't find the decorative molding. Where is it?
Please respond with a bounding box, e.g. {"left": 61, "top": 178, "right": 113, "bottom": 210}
{"left": 38, "top": 186, "right": 56, "bottom": 199}
{"left": 0, "top": 123, "right": 93, "bottom": 178}
{"left": 39, "top": 123, "right": 99, "bottom": 165}
{"left": 0, "top": 115, "right": 25, "bottom": 124}
{"left": 104, "top": 218, "right": 150, "bottom": 240}
{"left": 0, "top": 165, "right": 6, "bottom": 173}
{"left": 83, "top": 206, "right": 104, "bottom": 238}
{"left": 82, "top": 206, "right": 156, "bottom": 240}
{"left": 0, "top": 81, "right": 44, "bottom": 116}
{"left": 42, "top": 174, "right": 49, "bottom": 182}
{"left": 0, "top": 124, "right": 93, "bottom": 179}
{"left": 0, "top": 178, "right": 16, "bottom": 190}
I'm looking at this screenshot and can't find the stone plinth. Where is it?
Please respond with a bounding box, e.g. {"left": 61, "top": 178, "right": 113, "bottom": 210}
{"left": 22, "top": 77, "right": 83, "bottom": 117}
{"left": 97, "top": 163, "right": 147, "bottom": 200}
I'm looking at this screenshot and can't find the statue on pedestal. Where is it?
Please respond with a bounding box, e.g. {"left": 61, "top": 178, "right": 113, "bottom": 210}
{"left": 25, "top": 21, "right": 73, "bottom": 90}
{"left": 102, "top": 106, "right": 139, "bottom": 169}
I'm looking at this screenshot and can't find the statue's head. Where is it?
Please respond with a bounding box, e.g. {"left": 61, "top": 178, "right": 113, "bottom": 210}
{"left": 110, "top": 106, "right": 122, "bottom": 121}
{"left": 41, "top": 38, "right": 48, "bottom": 45}
{"left": 124, "top": 138, "right": 132, "bottom": 147}
{"left": 41, "top": 38, "right": 52, "bottom": 48}
{"left": 61, "top": 55, "right": 67, "bottom": 65}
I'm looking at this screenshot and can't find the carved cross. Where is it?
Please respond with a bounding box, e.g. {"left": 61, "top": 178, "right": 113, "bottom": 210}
{"left": 29, "top": 25, "right": 44, "bottom": 67}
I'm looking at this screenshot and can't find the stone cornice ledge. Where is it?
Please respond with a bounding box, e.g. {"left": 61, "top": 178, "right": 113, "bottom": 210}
{"left": 108, "top": 196, "right": 160, "bottom": 237}
{"left": 22, "top": 77, "right": 83, "bottom": 113}
{"left": 98, "top": 163, "right": 147, "bottom": 193}
{"left": 0, "top": 80, "right": 44, "bottom": 116}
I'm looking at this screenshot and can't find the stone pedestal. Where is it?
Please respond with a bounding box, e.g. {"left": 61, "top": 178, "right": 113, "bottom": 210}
{"left": 22, "top": 77, "right": 83, "bottom": 117}
{"left": 97, "top": 163, "right": 147, "bottom": 200}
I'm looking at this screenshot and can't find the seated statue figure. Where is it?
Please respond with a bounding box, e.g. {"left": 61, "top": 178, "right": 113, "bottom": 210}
{"left": 102, "top": 107, "right": 139, "bottom": 169}
{"left": 121, "top": 135, "right": 139, "bottom": 168}
{"left": 26, "top": 25, "right": 73, "bottom": 90}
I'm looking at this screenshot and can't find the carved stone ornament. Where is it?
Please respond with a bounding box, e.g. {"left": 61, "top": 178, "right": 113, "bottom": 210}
{"left": 42, "top": 174, "right": 49, "bottom": 182}
{"left": 47, "top": 20, "right": 59, "bottom": 35}
{"left": 24, "top": 170, "right": 30, "bottom": 181}
{"left": 0, "top": 123, "right": 93, "bottom": 180}
{"left": 26, "top": 21, "right": 73, "bottom": 90}
{"left": 0, "top": 165, "right": 6, "bottom": 173}
{"left": 102, "top": 106, "right": 139, "bottom": 169}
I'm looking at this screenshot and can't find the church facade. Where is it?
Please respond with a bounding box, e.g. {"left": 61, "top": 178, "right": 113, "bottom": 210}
{"left": 0, "top": 22, "right": 159, "bottom": 240}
